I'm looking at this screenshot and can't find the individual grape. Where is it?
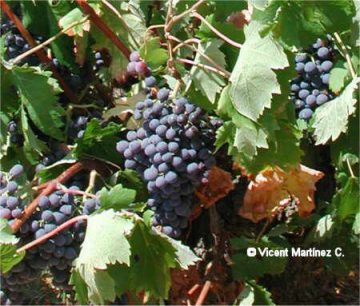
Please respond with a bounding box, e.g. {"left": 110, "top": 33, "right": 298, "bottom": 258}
{"left": 305, "top": 95, "right": 316, "bottom": 106}
{"left": 298, "top": 108, "right": 313, "bottom": 120}
{"left": 149, "top": 119, "right": 160, "bottom": 130}
{"left": 41, "top": 210, "right": 54, "bottom": 222}
{"left": 316, "top": 94, "right": 329, "bottom": 105}
{"left": 9, "top": 164, "right": 24, "bottom": 178}
{"left": 6, "top": 196, "right": 19, "bottom": 209}
{"left": 116, "top": 141, "right": 129, "bottom": 154}
{"left": 38, "top": 196, "right": 50, "bottom": 209}
{"left": 144, "top": 167, "right": 158, "bottom": 181}
{"left": 156, "top": 142, "right": 168, "bottom": 153}
{"left": 135, "top": 61, "right": 148, "bottom": 74}
{"left": 295, "top": 63, "right": 305, "bottom": 73}
{"left": 165, "top": 171, "right": 177, "bottom": 184}
{"left": 321, "top": 73, "right": 329, "bottom": 84}
{"left": 129, "top": 51, "right": 140, "bottom": 62}
{"left": 145, "top": 76, "right": 156, "bottom": 87}
{"left": 157, "top": 88, "right": 170, "bottom": 101}
{"left": 295, "top": 54, "right": 307, "bottom": 62}
{"left": 187, "top": 163, "right": 199, "bottom": 175}
{"left": 59, "top": 205, "right": 72, "bottom": 216}
{"left": 304, "top": 62, "right": 317, "bottom": 74}
{"left": 168, "top": 142, "right": 179, "bottom": 153}
{"left": 49, "top": 194, "right": 60, "bottom": 207}
{"left": 126, "top": 131, "right": 137, "bottom": 141}
{"left": 321, "top": 60, "right": 333, "bottom": 72}
{"left": 0, "top": 208, "right": 11, "bottom": 219}
{"left": 317, "top": 47, "right": 329, "bottom": 59}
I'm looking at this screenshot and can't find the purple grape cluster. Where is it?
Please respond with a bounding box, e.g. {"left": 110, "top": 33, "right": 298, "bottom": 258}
{"left": 0, "top": 164, "right": 45, "bottom": 305}
{"left": 116, "top": 89, "right": 219, "bottom": 238}
{"left": 290, "top": 35, "right": 336, "bottom": 120}
{"left": 1, "top": 19, "right": 43, "bottom": 65}
{"left": 7, "top": 120, "right": 24, "bottom": 146}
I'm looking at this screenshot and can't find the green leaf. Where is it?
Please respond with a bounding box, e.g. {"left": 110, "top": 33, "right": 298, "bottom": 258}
{"left": 253, "top": 1, "right": 356, "bottom": 49}
{"left": 229, "top": 21, "right": 289, "bottom": 121}
{"left": 115, "top": 169, "right": 148, "bottom": 203}
{"left": 313, "top": 78, "right": 359, "bottom": 145}
{"left": 0, "top": 219, "right": 25, "bottom": 273}
{"left": 335, "top": 177, "right": 359, "bottom": 221}
{"left": 307, "top": 214, "right": 335, "bottom": 243}
{"left": 125, "top": 222, "right": 179, "bottom": 298}
{"left": 99, "top": 185, "right": 137, "bottom": 211}
{"left": 74, "top": 119, "right": 123, "bottom": 164}
{"left": 234, "top": 281, "right": 275, "bottom": 306}
{"left": 329, "top": 61, "right": 349, "bottom": 93}
{"left": 11, "top": 66, "right": 65, "bottom": 140}
{"left": 234, "top": 283, "right": 255, "bottom": 305}
{"left": 69, "top": 270, "right": 89, "bottom": 305}
{"left": 189, "top": 39, "right": 226, "bottom": 103}
{"left": 139, "top": 37, "right": 168, "bottom": 70}
{"left": 74, "top": 210, "right": 133, "bottom": 304}
{"left": 231, "top": 236, "right": 288, "bottom": 280}
{"left": 20, "top": 106, "right": 48, "bottom": 163}
{"left": 59, "top": 8, "right": 87, "bottom": 36}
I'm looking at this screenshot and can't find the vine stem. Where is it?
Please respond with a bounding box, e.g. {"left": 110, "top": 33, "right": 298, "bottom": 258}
{"left": 333, "top": 32, "right": 356, "bottom": 79}
{"left": 346, "top": 158, "right": 355, "bottom": 178}
{"left": 168, "top": 35, "right": 231, "bottom": 77}
{"left": 57, "top": 184, "right": 97, "bottom": 199}
{"left": 11, "top": 162, "right": 86, "bottom": 233}
{"left": 195, "top": 280, "right": 212, "bottom": 306}
{"left": 12, "top": 16, "right": 89, "bottom": 65}
{"left": 176, "top": 58, "right": 230, "bottom": 78}
{"left": 165, "top": 0, "right": 206, "bottom": 32}
{"left": 16, "top": 215, "right": 88, "bottom": 253}
{"left": 101, "top": 0, "right": 140, "bottom": 50}
{"left": 255, "top": 219, "right": 270, "bottom": 243}
{"left": 0, "top": 0, "right": 77, "bottom": 103}
{"left": 192, "top": 12, "right": 242, "bottom": 49}
{"left": 75, "top": 0, "right": 131, "bottom": 59}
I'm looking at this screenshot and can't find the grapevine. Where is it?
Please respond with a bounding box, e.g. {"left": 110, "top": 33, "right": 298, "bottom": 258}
{"left": 0, "top": 1, "right": 359, "bottom": 305}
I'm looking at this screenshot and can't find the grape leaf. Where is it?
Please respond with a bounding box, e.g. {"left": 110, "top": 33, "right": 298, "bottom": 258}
{"left": 124, "top": 222, "right": 179, "bottom": 298}
{"left": 74, "top": 119, "right": 123, "bottom": 164}
{"left": 20, "top": 106, "right": 48, "bottom": 163}
{"left": 231, "top": 236, "right": 288, "bottom": 280}
{"left": 73, "top": 210, "right": 133, "bottom": 304}
{"left": 0, "top": 219, "right": 25, "bottom": 273}
{"left": 334, "top": 177, "right": 359, "bottom": 222}
{"left": 189, "top": 39, "right": 226, "bottom": 103}
{"left": 229, "top": 21, "right": 288, "bottom": 121}
{"left": 312, "top": 78, "right": 359, "bottom": 145}
{"left": 253, "top": 0, "right": 355, "bottom": 49}
{"left": 10, "top": 66, "right": 65, "bottom": 140}
{"left": 99, "top": 185, "right": 137, "bottom": 211}
{"left": 139, "top": 37, "right": 168, "bottom": 70}
{"left": 115, "top": 169, "right": 148, "bottom": 203}
{"left": 329, "top": 61, "right": 349, "bottom": 93}
{"left": 239, "top": 165, "right": 324, "bottom": 222}
{"left": 234, "top": 281, "right": 275, "bottom": 306}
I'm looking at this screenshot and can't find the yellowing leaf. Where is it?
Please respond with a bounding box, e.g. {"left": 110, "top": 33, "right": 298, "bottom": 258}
{"left": 239, "top": 165, "right": 324, "bottom": 222}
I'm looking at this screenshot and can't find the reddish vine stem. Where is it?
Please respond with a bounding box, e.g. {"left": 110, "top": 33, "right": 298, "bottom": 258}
{"left": 16, "top": 215, "right": 88, "bottom": 253}
{"left": 11, "top": 162, "right": 85, "bottom": 233}
{"left": 176, "top": 58, "right": 229, "bottom": 78}
{"left": 0, "top": 0, "right": 78, "bottom": 103}
{"left": 57, "top": 184, "right": 97, "bottom": 199}
{"left": 195, "top": 280, "right": 212, "bottom": 306}
{"left": 76, "top": 0, "right": 131, "bottom": 59}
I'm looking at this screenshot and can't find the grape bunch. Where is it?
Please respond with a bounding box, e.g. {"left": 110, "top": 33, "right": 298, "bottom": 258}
{"left": 7, "top": 120, "right": 24, "bottom": 146}
{"left": 1, "top": 19, "right": 43, "bottom": 65}
{"left": 290, "top": 36, "right": 336, "bottom": 120}
{"left": 116, "top": 86, "right": 218, "bottom": 238}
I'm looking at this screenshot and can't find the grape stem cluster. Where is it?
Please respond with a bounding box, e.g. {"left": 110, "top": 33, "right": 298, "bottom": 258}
{"left": 11, "top": 160, "right": 106, "bottom": 233}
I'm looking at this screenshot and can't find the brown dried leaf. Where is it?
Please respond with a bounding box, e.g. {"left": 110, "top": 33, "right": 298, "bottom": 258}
{"left": 239, "top": 165, "right": 324, "bottom": 223}
{"left": 195, "top": 166, "right": 234, "bottom": 208}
